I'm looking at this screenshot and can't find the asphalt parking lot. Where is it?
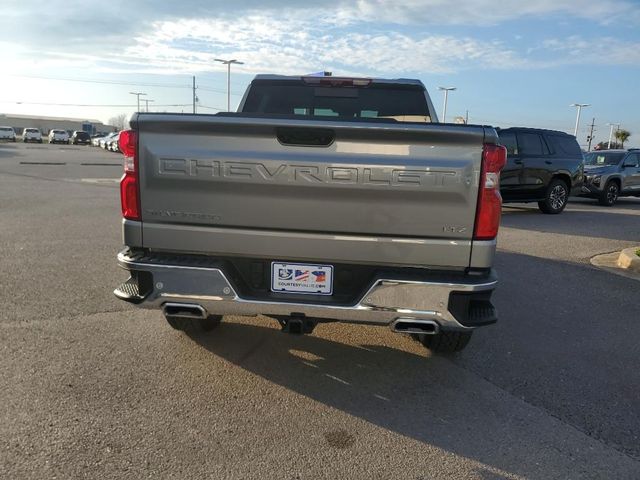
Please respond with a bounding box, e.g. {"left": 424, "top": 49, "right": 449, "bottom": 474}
{"left": 1, "top": 142, "right": 639, "bottom": 479}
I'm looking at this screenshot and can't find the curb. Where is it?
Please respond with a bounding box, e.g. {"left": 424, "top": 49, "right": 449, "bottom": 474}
{"left": 617, "top": 248, "right": 640, "bottom": 272}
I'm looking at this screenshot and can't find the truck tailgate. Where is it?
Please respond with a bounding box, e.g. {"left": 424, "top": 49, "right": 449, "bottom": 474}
{"left": 133, "top": 115, "right": 488, "bottom": 268}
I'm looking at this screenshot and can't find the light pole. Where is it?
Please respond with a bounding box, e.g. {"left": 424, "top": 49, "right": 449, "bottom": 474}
{"left": 144, "top": 99, "right": 155, "bottom": 112}
{"left": 438, "top": 87, "right": 456, "bottom": 123}
{"left": 607, "top": 123, "right": 620, "bottom": 149}
{"left": 214, "top": 58, "right": 244, "bottom": 112}
{"left": 570, "top": 103, "right": 590, "bottom": 137}
{"left": 129, "top": 91, "right": 147, "bottom": 112}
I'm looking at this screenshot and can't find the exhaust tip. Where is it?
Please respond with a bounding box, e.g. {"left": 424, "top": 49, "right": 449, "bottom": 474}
{"left": 162, "top": 302, "right": 206, "bottom": 319}
{"left": 391, "top": 318, "right": 440, "bottom": 335}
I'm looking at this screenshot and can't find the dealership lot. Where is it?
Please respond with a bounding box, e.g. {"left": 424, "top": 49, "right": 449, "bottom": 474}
{"left": 1, "top": 143, "right": 639, "bottom": 479}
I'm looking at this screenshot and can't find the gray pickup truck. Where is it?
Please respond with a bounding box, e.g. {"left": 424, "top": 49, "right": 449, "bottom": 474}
{"left": 114, "top": 74, "right": 506, "bottom": 353}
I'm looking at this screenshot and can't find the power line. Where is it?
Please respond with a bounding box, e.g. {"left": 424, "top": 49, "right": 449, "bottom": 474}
{"left": 5, "top": 73, "right": 250, "bottom": 95}
{"left": 8, "top": 101, "right": 192, "bottom": 107}
{"left": 198, "top": 85, "right": 245, "bottom": 96}
{"left": 3, "top": 73, "right": 250, "bottom": 99}
{"left": 198, "top": 105, "right": 225, "bottom": 111}
{"left": 3, "top": 73, "right": 192, "bottom": 89}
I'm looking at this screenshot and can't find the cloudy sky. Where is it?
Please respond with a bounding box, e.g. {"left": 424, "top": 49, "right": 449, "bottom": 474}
{"left": 1, "top": 0, "right": 639, "bottom": 146}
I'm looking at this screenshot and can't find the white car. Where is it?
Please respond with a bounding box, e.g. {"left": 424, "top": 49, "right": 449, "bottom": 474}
{"left": 92, "top": 134, "right": 107, "bottom": 147}
{"left": 100, "top": 132, "right": 118, "bottom": 149}
{"left": 109, "top": 132, "right": 121, "bottom": 152}
{"left": 0, "top": 126, "right": 16, "bottom": 142}
{"left": 48, "top": 129, "right": 70, "bottom": 144}
{"left": 23, "top": 128, "right": 43, "bottom": 143}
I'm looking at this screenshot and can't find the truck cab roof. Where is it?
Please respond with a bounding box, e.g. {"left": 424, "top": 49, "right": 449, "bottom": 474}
{"left": 252, "top": 74, "right": 426, "bottom": 88}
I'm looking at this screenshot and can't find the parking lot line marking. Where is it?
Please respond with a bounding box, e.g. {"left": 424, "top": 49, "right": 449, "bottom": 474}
{"left": 325, "top": 374, "right": 351, "bottom": 385}
{"left": 20, "top": 161, "right": 66, "bottom": 165}
{"left": 373, "top": 394, "right": 391, "bottom": 402}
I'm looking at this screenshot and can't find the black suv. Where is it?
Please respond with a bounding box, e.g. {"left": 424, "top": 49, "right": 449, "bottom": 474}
{"left": 71, "top": 131, "right": 91, "bottom": 145}
{"left": 497, "top": 128, "right": 584, "bottom": 214}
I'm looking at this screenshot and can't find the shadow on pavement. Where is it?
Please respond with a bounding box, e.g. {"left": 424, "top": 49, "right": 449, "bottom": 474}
{"left": 0, "top": 144, "right": 21, "bottom": 158}
{"left": 187, "top": 322, "right": 528, "bottom": 478}
{"left": 460, "top": 250, "right": 640, "bottom": 459}
{"left": 178, "top": 249, "right": 640, "bottom": 477}
{"left": 182, "top": 245, "right": 640, "bottom": 479}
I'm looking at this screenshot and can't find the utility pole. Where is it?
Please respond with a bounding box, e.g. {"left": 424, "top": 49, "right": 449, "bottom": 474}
{"left": 587, "top": 117, "right": 596, "bottom": 151}
{"left": 438, "top": 86, "right": 456, "bottom": 123}
{"left": 192, "top": 76, "right": 197, "bottom": 114}
{"left": 570, "top": 103, "right": 590, "bottom": 137}
{"left": 144, "top": 99, "right": 154, "bottom": 112}
{"left": 607, "top": 123, "right": 620, "bottom": 149}
{"left": 215, "top": 58, "right": 244, "bottom": 112}
{"left": 465, "top": 110, "right": 469, "bottom": 124}
{"left": 129, "top": 91, "right": 147, "bottom": 112}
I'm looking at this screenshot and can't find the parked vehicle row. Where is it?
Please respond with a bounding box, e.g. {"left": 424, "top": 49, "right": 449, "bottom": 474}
{"left": 0, "top": 127, "right": 109, "bottom": 145}
{"left": 92, "top": 131, "right": 121, "bottom": 152}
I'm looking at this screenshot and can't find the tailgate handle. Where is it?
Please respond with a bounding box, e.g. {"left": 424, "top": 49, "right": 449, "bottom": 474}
{"left": 276, "top": 127, "right": 335, "bottom": 147}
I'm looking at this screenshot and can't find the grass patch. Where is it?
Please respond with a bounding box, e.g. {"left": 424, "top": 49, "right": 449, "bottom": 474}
{"left": 636, "top": 249, "right": 640, "bottom": 257}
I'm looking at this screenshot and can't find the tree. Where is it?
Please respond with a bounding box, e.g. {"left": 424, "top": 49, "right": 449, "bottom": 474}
{"left": 595, "top": 141, "right": 622, "bottom": 150}
{"left": 108, "top": 113, "right": 128, "bottom": 131}
{"left": 614, "top": 129, "right": 631, "bottom": 148}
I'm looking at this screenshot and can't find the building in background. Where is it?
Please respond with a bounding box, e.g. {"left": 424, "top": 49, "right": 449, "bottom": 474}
{"left": 0, "top": 113, "right": 116, "bottom": 136}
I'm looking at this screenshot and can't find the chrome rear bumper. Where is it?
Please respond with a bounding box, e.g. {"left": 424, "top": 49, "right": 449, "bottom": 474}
{"left": 115, "top": 250, "right": 497, "bottom": 331}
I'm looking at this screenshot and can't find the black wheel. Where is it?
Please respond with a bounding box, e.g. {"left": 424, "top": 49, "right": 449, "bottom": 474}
{"left": 598, "top": 180, "right": 619, "bottom": 206}
{"left": 413, "top": 330, "right": 473, "bottom": 354}
{"left": 538, "top": 178, "right": 569, "bottom": 214}
{"left": 165, "top": 314, "right": 222, "bottom": 334}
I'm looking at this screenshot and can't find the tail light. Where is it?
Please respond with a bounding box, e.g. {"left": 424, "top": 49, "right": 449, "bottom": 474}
{"left": 119, "top": 130, "right": 140, "bottom": 220}
{"left": 473, "top": 143, "right": 507, "bottom": 241}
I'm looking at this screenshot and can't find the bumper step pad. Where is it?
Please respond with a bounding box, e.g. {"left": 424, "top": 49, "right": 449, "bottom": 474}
{"left": 114, "top": 276, "right": 145, "bottom": 303}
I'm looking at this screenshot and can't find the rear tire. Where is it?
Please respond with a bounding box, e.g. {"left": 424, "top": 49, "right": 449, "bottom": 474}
{"left": 598, "top": 180, "right": 619, "bottom": 206}
{"left": 165, "top": 314, "right": 222, "bottom": 334}
{"left": 413, "top": 330, "right": 473, "bottom": 354}
{"left": 538, "top": 178, "right": 569, "bottom": 214}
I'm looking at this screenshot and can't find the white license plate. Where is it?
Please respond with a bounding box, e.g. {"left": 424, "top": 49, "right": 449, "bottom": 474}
{"left": 271, "top": 262, "right": 333, "bottom": 295}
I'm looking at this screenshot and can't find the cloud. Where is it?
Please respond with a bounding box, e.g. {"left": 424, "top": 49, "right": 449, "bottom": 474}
{"left": 541, "top": 36, "right": 640, "bottom": 65}
{"left": 2, "top": 0, "right": 639, "bottom": 53}
{"left": 331, "top": 0, "right": 640, "bottom": 26}
{"left": 113, "top": 14, "right": 530, "bottom": 76}
{"left": 1, "top": 1, "right": 640, "bottom": 77}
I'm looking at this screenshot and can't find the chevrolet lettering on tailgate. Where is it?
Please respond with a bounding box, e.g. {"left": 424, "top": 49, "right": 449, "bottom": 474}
{"left": 158, "top": 159, "right": 461, "bottom": 187}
